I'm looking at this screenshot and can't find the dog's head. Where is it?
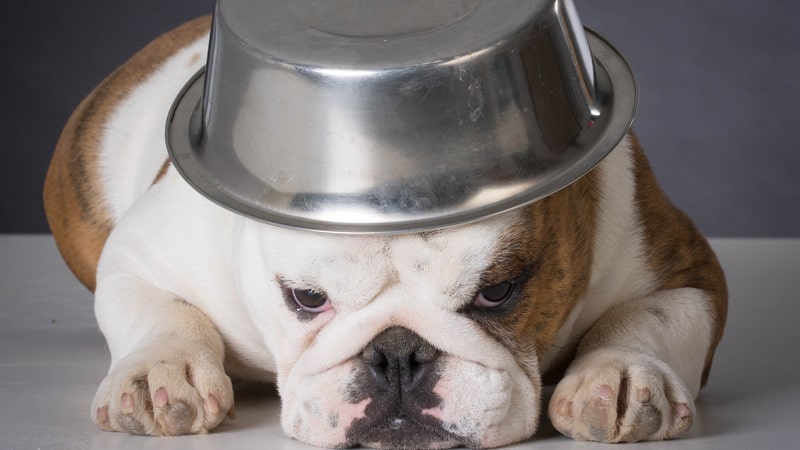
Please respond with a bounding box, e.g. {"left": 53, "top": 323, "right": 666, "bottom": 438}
{"left": 233, "top": 182, "right": 595, "bottom": 448}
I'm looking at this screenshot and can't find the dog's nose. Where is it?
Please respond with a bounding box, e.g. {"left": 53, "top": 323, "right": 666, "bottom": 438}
{"left": 362, "top": 327, "right": 439, "bottom": 391}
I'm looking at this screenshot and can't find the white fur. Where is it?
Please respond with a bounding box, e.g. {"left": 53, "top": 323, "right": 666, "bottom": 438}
{"left": 98, "top": 35, "right": 209, "bottom": 221}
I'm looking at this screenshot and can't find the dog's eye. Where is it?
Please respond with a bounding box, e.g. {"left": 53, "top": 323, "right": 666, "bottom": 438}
{"left": 291, "top": 289, "right": 331, "bottom": 313}
{"left": 474, "top": 281, "right": 516, "bottom": 308}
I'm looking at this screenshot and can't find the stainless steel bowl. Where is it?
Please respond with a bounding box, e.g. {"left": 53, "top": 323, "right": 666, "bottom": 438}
{"left": 167, "top": 0, "right": 637, "bottom": 233}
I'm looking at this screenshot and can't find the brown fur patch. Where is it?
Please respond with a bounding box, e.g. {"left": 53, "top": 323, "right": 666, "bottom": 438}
{"left": 470, "top": 169, "right": 599, "bottom": 378}
{"left": 152, "top": 158, "right": 172, "bottom": 186}
{"left": 629, "top": 133, "right": 728, "bottom": 386}
{"left": 43, "top": 16, "right": 212, "bottom": 292}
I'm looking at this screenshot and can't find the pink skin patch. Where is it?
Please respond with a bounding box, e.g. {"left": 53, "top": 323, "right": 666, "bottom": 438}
{"left": 339, "top": 398, "right": 372, "bottom": 428}
{"left": 287, "top": 362, "right": 376, "bottom": 446}
{"left": 418, "top": 355, "right": 522, "bottom": 447}
{"left": 422, "top": 383, "right": 449, "bottom": 420}
{"left": 421, "top": 406, "right": 444, "bottom": 420}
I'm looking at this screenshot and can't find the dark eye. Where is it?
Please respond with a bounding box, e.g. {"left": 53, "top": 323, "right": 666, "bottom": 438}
{"left": 474, "top": 281, "right": 517, "bottom": 308}
{"left": 291, "top": 289, "right": 331, "bottom": 313}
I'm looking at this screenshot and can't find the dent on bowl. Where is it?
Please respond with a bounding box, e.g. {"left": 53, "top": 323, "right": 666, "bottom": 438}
{"left": 167, "top": 0, "right": 637, "bottom": 233}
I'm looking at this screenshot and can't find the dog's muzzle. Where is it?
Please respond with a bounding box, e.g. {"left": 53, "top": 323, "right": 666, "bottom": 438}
{"left": 345, "top": 327, "right": 469, "bottom": 448}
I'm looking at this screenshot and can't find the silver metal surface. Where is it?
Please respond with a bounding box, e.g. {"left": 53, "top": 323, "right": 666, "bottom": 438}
{"left": 167, "top": 0, "right": 637, "bottom": 233}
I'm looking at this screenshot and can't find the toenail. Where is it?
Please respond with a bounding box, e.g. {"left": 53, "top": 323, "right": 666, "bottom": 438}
{"left": 637, "top": 387, "right": 652, "bottom": 403}
{"left": 597, "top": 384, "right": 614, "bottom": 401}
{"left": 96, "top": 406, "right": 110, "bottom": 424}
{"left": 154, "top": 387, "right": 169, "bottom": 408}
{"left": 204, "top": 394, "right": 220, "bottom": 415}
{"left": 556, "top": 399, "right": 572, "bottom": 417}
{"left": 675, "top": 403, "right": 690, "bottom": 418}
{"left": 121, "top": 393, "right": 135, "bottom": 412}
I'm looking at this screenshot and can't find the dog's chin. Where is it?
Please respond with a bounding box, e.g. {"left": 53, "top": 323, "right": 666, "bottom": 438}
{"left": 347, "top": 413, "right": 470, "bottom": 449}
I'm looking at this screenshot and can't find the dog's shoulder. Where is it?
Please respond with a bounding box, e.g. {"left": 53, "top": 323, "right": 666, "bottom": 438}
{"left": 627, "top": 134, "right": 728, "bottom": 384}
{"left": 544, "top": 134, "right": 727, "bottom": 375}
{"left": 588, "top": 132, "right": 726, "bottom": 312}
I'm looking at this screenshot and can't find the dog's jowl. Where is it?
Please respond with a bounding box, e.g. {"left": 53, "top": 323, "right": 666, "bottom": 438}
{"left": 44, "top": 6, "right": 726, "bottom": 449}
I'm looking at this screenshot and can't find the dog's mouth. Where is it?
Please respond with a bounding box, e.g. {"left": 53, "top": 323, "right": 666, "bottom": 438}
{"left": 346, "top": 412, "right": 471, "bottom": 449}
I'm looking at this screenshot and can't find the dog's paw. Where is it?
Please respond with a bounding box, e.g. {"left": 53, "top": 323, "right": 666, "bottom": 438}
{"left": 91, "top": 339, "right": 234, "bottom": 436}
{"left": 548, "top": 350, "right": 694, "bottom": 442}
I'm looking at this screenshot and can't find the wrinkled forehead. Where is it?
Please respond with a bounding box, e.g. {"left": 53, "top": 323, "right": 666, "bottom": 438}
{"left": 245, "top": 212, "right": 522, "bottom": 295}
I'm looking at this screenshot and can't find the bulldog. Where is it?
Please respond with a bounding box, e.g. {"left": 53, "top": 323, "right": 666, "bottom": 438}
{"left": 44, "top": 16, "right": 727, "bottom": 449}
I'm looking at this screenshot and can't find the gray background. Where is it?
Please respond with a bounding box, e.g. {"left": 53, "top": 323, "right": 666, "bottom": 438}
{"left": 2, "top": 1, "right": 797, "bottom": 236}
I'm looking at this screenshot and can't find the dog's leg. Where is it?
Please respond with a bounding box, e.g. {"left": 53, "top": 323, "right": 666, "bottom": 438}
{"left": 548, "top": 287, "right": 716, "bottom": 442}
{"left": 90, "top": 274, "right": 234, "bottom": 436}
